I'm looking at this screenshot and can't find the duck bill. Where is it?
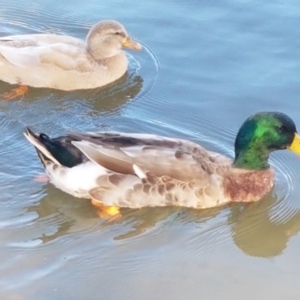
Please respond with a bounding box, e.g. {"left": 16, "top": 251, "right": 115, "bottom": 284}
{"left": 288, "top": 133, "right": 300, "bottom": 155}
{"left": 122, "top": 37, "right": 142, "bottom": 51}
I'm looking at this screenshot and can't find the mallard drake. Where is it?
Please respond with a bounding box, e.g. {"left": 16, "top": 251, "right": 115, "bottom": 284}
{"left": 0, "top": 20, "right": 141, "bottom": 100}
{"left": 24, "top": 112, "right": 300, "bottom": 217}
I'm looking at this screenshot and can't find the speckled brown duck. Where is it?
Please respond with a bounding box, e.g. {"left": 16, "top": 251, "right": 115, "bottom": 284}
{"left": 24, "top": 112, "right": 300, "bottom": 217}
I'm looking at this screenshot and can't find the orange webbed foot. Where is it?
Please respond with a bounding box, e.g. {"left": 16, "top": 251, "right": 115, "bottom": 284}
{"left": 96, "top": 208, "right": 122, "bottom": 221}
{"left": 34, "top": 173, "right": 50, "bottom": 183}
{"left": 91, "top": 198, "right": 121, "bottom": 220}
{"left": 2, "top": 85, "right": 29, "bottom": 101}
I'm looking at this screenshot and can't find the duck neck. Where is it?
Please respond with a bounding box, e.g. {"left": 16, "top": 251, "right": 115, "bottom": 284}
{"left": 87, "top": 42, "right": 122, "bottom": 61}
{"left": 233, "top": 148, "right": 270, "bottom": 170}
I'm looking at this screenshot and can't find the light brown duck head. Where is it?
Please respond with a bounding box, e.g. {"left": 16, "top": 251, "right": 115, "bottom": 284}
{"left": 86, "top": 20, "right": 142, "bottom": 60}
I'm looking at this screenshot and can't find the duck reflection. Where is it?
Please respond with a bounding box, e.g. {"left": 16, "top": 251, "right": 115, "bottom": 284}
{"left": 27, "top": 185, "right": 180, "bottom": 243}
{"left": 0, "top": 71, "right": 143, "bottom": 115}
{"left": 26, "top": 184, "right": 300, "bottom": 258}
{"left": 93, "top": 72, "right": 143, "bottom": 111}
{"left": 79, "top": 71, "right": 144, "bottom": 113}
{"left": 228, "top": 194, "right": 300, "bottom": 258}
{"left": 26, "top": 185, "right": 100, "bottom": 244}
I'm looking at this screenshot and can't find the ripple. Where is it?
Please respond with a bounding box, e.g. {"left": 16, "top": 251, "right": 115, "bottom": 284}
{"left": 269, "top": 154, "right": 300, "bottom": 223}
{"left": 0, "top": 0, "right": 300, "bottom": 297}
{"left": 138, "top": 41, "right": 160, "bottom": 95}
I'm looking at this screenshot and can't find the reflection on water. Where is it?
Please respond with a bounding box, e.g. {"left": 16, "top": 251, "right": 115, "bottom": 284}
{"left": 90, "top": 72, "right": 144, "bottom": 113}
{"left": 19, "top": 184, "right": 300, "bottom": 261}
{"left": 229, "top": 196, "right": 300, "bottom": 258}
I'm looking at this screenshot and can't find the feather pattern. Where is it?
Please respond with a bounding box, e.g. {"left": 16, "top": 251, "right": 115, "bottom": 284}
{"left": 24, "top": 128, "right": 275, "bottom": 209}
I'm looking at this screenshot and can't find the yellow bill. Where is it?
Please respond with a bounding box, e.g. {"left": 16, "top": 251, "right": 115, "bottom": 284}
{"left": 288, "top": 133, "right": 300, "bottom": 155}
{"left": 122, "top": 37, "right": 142, "bottom": 50}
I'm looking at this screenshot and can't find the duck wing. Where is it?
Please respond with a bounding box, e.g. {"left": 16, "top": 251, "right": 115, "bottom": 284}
{"left": 0, "top": 34, "right": 92, "bottom": 72}
{"left": 69, "top": 132, "right": 232, "bottom": 181}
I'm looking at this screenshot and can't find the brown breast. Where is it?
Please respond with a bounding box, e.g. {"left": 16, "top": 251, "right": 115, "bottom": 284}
{"left": 222, "top": 168, "right": 275, "bottom": 203}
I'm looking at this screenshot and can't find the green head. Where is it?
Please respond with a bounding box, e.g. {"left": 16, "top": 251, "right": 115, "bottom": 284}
{"left": 233, "top": 112, "right": 300, "bottom": 170}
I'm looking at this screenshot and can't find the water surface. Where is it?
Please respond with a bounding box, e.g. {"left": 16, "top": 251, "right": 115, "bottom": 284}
{"left": 0, "top": 0, "right": 300, "bottom": 299}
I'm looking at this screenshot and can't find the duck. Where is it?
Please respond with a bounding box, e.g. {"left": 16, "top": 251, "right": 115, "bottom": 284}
{"left": 24, "top": 112, "right": 300, "bottom": 217}
{"left": 0, "top": 20, "right": 142, "bottom": 100}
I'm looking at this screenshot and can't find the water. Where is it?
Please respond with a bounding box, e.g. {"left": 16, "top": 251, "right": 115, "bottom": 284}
{"left": 0, "top": 0, "right": 300, "bottom": 299}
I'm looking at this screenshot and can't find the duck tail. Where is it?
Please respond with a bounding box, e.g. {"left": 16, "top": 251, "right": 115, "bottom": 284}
{"left": 23, "top": 127, "right": 62, "bottom": 168}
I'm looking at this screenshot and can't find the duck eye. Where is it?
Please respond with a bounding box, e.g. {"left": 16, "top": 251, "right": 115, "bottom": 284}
{"left": 115, "top": 32, "right": 121, "bottom": 35}
{"left": 277, "top": 125, "right": 288, "bottom": 133}
{"left": 39, "top": 133, "right": 49, "bottom": 142}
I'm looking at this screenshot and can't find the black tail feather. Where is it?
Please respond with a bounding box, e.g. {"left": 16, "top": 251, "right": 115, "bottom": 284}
{"left": 24, "top": 127, "right": 84, "bottom": 168}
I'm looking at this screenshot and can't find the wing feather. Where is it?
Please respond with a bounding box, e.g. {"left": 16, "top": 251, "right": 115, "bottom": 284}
{"left": 68, "top": 132, "right": 228, "bottom": 181}
{"left": 72, "top": 140, "right": 135, "bottom": 175}
{"left": 0, "top": 34, "right": 92, "bottom": 71}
